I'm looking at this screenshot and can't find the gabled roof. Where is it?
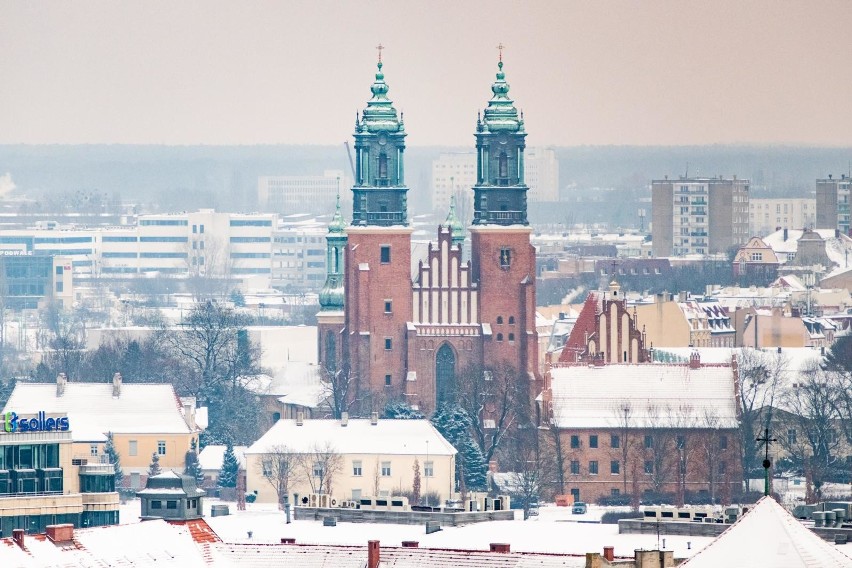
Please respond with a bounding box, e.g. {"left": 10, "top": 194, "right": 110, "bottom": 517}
{"left": 3, "top": 383, "right": 193, "bottom": 442}
{"left": 246, "top": 419, "right": 456, "bottom": 456}
{"left": 681, "top": 496, "right": 852, "bottom": 567}
{"left": 550, "top": 364, "right": 738, "bottom": 429}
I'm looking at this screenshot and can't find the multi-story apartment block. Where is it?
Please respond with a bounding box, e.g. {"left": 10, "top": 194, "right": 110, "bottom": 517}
{"left": 271, "top": 223, "right": 327, "bottom": 292}
{"left": 815, "top": 174, "right": 851, "bottom": 235}
{"left": 749, "top": 198, "right": 816, "bottom": 236}
{"left": 258, "top": 170, "right": 348, "bottom": 216}
{"left": 652, "top": 176, "right": 749, "bottom": 257}
{"left": 0, "top": 210, "right": 277, "bottom": 286}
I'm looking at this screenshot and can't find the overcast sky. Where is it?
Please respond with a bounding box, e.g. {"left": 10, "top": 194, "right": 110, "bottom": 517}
{"left": 2, "top": 1, "right": 851, "bottom": 146}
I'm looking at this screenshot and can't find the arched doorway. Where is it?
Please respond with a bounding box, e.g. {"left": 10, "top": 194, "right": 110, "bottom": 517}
{"left": 436, "top": 343, "right": 456, "bottom": 404}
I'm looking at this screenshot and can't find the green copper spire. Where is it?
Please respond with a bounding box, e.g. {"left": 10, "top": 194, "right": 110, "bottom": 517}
{"left": 357, "top": 59, "right": 404, "bottom": 134}
{"left": 328, "top": 193, "right": 346, "bottom": 234}
{"left": 481, "top": 59, "right": 524, "bottom": 133}
{"left": 445, "top": 195, "right": 465, "bottom": 247}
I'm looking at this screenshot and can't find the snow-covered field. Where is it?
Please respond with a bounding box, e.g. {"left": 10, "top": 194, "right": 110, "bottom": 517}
{"left": 119, "top": 499, "right": 714, "bottom": 559}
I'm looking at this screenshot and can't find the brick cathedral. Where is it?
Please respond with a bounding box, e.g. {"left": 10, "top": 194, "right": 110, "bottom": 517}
{"left": 317, "top": 54, "right": 539, "bottom": 414}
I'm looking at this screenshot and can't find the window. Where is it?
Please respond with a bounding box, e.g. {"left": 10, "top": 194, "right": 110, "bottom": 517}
{"left": 750, "top": 252, "right": 763, "bottom": 261}
{"left": 499, "top": 247, "right": 511, "bottom": 269}
{"left": 384, "top": 300, "right": 392, "bottom": 314}
{"left": 380, "top": 245, "right": 391, "bottom": 264}
{"left": 611, "top": 488, "right": 621, "bottom": 496}
{"left": 787, "top": 429, "right": 796, "bottom": 445}
{"left": 570, "top": 435, "right": 580, "bottom": 449}
{"left": 496, "top": 333, "right": 503, "bottom": 341}
{"left": 192, "top": 224, "right": 197, "bottom": 233}
{"left": 589, "top": 461, "right": 599, "bottom": 475}
{"left": 158, "top": 441, "right": 166, "bottom": 455}
{"left": 56, "top": 282, "right": 64, "bottom": 293}
{"left": 384, "top": 338, "right": 393, "bottom": 350}
{"left": 589, "top": 435, "right": 598, "bottom": 449}
{"left": 424, "top": 461, "right": 434, "bottom": 477}
{"left": 508, "top": 316, "right": 515, "bottom": 324}
{"left": 508, "top": 333, "right": 515, "bottom": 342}
{"left": 352, "top": 489, "right": 362, "bottom": 501}
{"left": 199, "top": 224, "right": 204, "bottom": 233}
{"left": 352, "top": 461, "right": 362, "bottom": 476}
{"left": 151, "top": 500, "right": 162, "bottom": 509}
{"left": 229, "top": 219, "right": 271, "bottom": 227}
{"left": 55, "top": 266, "right": 63, "bottom": 275}
{"left": 611, "top": 460, "right": 620, "bottom": 475}
{"left": 570, "top": 460, "right": 580, "bottom": 474}
{"left": 718, "top": 461, "right": 727, "bottom": 475}
{"left": 381, "top": 462, "right": 391, "bottom": 476}
{"left": 129, "top": 440, "right": 137, "bottom": 457}
{"left": 496, "top": 316, "right": 504, "bottom": 324}
{"left": 570, "top": 488, "right": 580, "bottom": 502}
{"left": 384, "top": 374, "right": 391, "bottom": 386}
{"left": 90, "top": 444, "right": 98, "bottom": 456}
{"left": 140, "top": 219, "right": 188, "bottom": 226}
{"left": 719, "top": 435, "right": 728, "bottom": 450}
{"left": 644, "top": 460, "right": 653, "bottom": 474}
{"left": 313, "top": 463, "right": 324, "bottom": 478}
{"left": 676, "top": 435, "right": 685, "bottom": 449}
{"left": 166, "top": 500, "right": 177, "bottom": 509}
{"left": 611, "top": 435, "right": 620, "bottom": 449}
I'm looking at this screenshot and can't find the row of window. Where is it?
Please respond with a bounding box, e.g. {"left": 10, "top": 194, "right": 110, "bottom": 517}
{"left": 140, "top": 219, "right": 188, "bottom": 226}
{"left": 103, "top": 440, "right": 169, "bottom": 457}
{"left": 349, "top": 460, "right": 434, "bottom": 478}
{"left": 567, "top": 459, "right": 727, "bottom": 476}
{"left": 569, "top": 434, "right": 728, "bottom": 450}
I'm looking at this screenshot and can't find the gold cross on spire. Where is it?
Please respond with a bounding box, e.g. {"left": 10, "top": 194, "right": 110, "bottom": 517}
{"left": 497, "top": 42, "right": 505, "bottom": 62}
{"left": 376, "top": 43, "right": 384, "bottom": 63}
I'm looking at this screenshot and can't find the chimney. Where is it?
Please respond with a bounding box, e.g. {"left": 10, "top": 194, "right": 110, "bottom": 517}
{"left": 296, "top": 412, "right": 304, "bottom": 426}
{"left": 368, "top": 540, "right": 380, "bottom": 568}
{"left": 585, "top": 553, "right": 603, "bottom": 568}
{"left": 370, "top": 412, "right": 378, "bottom": 425}
{"left": 689, "top": 351, "right": 701, "bottom": 369}
{"left": 46, "top": 524, "right": 74, "bottom": 542}
{"left": 112, "top": 372, "right": 122, "bottom": 398}
{"left": 56, "top": 373, "right": 67, "bottom": 397}
{"left": 783, "top": 228, "right": 788, "bottom": 242}
{"left": 341, "top": 412, "right": 349, "bottom": 427}
{"left": 490, "top": 543, "right": 511, "bottom": 553}
{"left": 280, "top": 537, "right": 296, "bottom": 544}
{"left": 12, "top": 528, "right": 25, "bottom": 550}
{"left": 401, "top": 541, "right": 419, "bottom": 548}
{"left": 603, "top": 546, "right": 615, "bottom": 561}
{"left": 678, "top": 290, "right": 688, "bottom": 303}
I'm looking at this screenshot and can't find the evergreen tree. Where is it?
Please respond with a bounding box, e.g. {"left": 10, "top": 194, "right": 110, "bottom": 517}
{"left": 431, "top": 405, "right": 487, "bottom": 491}
{"left": 381, "top": 400, "right": 425, "bottom": 420}
{"left": 148, "top": 452, "right": 162, "bottom": 477}
{"left": 219, "top": 443, "right": 239, "bottom": 488}
{"left": 184, "top": 438, "right": 205, "bottom": 487}
{"left": 104, "top": 432, "right": 124, "bottom": 488}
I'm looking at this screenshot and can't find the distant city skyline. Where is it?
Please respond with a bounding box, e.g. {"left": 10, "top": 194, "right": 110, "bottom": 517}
{"left": 1, "top": 0, "right": 851, "bottom": 146}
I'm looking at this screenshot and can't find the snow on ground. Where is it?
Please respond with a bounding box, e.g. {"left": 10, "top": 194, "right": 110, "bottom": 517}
{"left": 119, "top": 499, "right": 714, "bottom": 559}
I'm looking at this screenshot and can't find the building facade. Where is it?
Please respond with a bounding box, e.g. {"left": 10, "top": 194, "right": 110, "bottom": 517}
{"left": 815, "top": 174, "right": 851, "bottom": 234}
{"left": 749, "top": 198, "right": 816, "bottom": 236}
{"left": 319, "top": 57, "right": 539, "bottom": 414}
{"left": 259, "top": 170, "right": 348, "bottom": 216}
{"left": 652, "top": 176, "right": 749, "bottom": 257}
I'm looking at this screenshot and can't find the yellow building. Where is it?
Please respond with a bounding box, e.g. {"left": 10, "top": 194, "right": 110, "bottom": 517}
{"left": 245, "top": 416, "right": 456, "bottom": 505}
{"left": 0, "top": 416, "right": 120, "bottom": 534}
{"left": 4, "top": 373, "right": 202, "bottom": 489}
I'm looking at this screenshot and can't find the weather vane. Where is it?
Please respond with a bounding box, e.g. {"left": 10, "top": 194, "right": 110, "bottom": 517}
{"left": 376, "top": 43, "right": 384, "bottom": 64}
{"left": 497, "top": 42, "right": 505, "bottom": 63}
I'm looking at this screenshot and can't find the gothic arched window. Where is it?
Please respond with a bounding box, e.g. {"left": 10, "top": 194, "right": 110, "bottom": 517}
{"left": 436, "top": 343, "right": 456, "bottom": 404}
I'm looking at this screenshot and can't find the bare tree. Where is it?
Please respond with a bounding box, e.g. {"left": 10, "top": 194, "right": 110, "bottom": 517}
{"left": 320, "top": 365, "right": 358, "bottom": 419}
{"left": 609, "top": 402, "right": 636, "bottom": 499}
{"left": 185, "top": 236, "right": 232, "bottom": 301}
{"left": 259, "top": 444, "right": 299, "bottom": 510}
{"left": 298, "top": 442, "right": 343, "bottom": 496}
{"left": 695, "top": 409, "right": 724, "bottom": 504}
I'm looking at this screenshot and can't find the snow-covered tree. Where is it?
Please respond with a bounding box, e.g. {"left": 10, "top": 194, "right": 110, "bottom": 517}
{"left": 104, "top": 431, "right": 123, "bottom": 487}
{"left": 219, "top": 444, "right": 239, "bottom": 488}
{"left": 431, "top": 405, "right": 487, "bottom": 492}
{"left": 147, "top": 452, "right": 162, "bottom": 477}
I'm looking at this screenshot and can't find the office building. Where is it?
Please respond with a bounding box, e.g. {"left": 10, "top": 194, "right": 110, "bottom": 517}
{"left": 815, "top": 174, "right": 851, "bottom": 235}
{"left": 258, "top": 170, "right": 348, "bottom": 216}
{"left": 652, "top": 176, "right": 749, "bottom": 257}
{"left": 749, "top": 198, "right": 816, "bottom": 236}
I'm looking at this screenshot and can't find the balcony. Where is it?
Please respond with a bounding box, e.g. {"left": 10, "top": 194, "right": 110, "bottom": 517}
{"left": 474, "top": 210, "right": 527, "bottom": 224}
{"left": 352, "top": 211, "right": 407, "bottom": 226}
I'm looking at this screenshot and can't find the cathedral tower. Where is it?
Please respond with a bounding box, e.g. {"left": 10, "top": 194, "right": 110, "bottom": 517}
{"left": 343, "top": 53, "right": 413, "bottom": 410}
{"left": 317, "top": 195, "right": 346, "bottom": 373}
{"left": 469, "top": 54, "right": 539, "bottom": 384}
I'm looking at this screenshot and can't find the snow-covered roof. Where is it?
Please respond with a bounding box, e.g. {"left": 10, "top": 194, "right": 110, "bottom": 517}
{"left": 681, "top": 496, "right": 852, "bottom": 567}
{"left": 198, "top": 445, "right": 249, "bottom": 472}
{"left": 246, "top": 419, "right": 456, "bottom": 457}
{"left": 550, "top": 364, "right": 739, "bottom": 429}
{"left": 3, "top": 383, "right": 193, "bottom": 442}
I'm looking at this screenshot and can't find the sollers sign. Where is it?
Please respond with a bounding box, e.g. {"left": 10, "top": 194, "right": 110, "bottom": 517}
{"left": 2, "top": 411, "right": 70, "bottom": 433}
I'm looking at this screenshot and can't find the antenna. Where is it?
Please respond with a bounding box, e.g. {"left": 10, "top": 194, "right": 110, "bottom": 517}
{"left": 684, "top": 161, "right": 689, "bottom": 179}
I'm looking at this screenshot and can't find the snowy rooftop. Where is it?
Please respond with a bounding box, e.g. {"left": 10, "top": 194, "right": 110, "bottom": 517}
{"left": 550, "top": 364, "right": 739, "bottom": 429}
{"left": 246, "top": 419, "right": 456, "bottom": 456}
{"left": 199, "top": 445, "right": 249, "bottom": 472}
{"left": 3, "top": 382, "right": 193, "bottom": 442}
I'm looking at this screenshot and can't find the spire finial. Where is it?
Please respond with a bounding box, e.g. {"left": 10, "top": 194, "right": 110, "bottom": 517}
{"left": 376, "top": 43, "right": 384, "bottom": 65}
{"left": 497, "top": 42, "right": 504, "bottom": 63}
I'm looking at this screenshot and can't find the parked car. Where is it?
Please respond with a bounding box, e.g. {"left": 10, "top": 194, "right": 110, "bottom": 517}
{"left": 572, "top": 501, "right": 588, "bottom": 514}
{"left": 528, "top": 502, "right": 539, "bottom": 516}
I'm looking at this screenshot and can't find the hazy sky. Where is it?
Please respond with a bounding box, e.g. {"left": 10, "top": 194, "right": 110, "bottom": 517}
{"left": 2, "top": 1, "right": 851, "bottom": 146}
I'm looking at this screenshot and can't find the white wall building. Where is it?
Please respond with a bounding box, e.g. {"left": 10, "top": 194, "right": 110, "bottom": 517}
{"left": 749, "top": 198, "right": 816, "bottom": 236}
{"left": 524, "top": 147, "right": 559, "bottom": 202}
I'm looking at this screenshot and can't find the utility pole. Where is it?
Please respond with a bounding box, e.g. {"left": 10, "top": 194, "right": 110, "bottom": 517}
{"left": 756, "top": 428, "right": 777, "bottom": 497}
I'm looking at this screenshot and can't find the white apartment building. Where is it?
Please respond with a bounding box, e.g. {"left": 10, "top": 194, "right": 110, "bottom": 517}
{"left": 749, "top": 198, "right": 816, "bottom": 236}
{"left": 0, "top": 210, "right": 277, "bottom": 286}
{"left": 431, "top": 148, "right": 559, "bottom": 216}
{"left": 271, "top": 223, "right": 327, "bottom": 292}
{"left": 258, "top": 170, "right": 348, "bottom": 215}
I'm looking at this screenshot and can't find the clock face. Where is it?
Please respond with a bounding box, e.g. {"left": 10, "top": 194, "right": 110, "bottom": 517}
{"left": 499, "top": 134, "right": 508, "bottom": 145}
